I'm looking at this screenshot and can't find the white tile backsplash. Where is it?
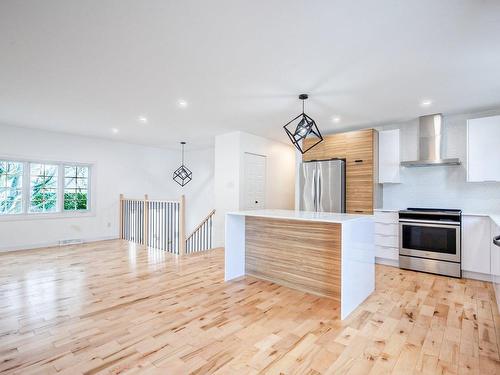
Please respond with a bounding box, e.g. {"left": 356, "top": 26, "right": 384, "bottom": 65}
{"left": 379, "top": 108, "right": 500, "bottom": 213}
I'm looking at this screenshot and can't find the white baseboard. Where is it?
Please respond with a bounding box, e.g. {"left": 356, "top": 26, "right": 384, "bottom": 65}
{"left": 375, "top": 257, "right": 399, "bottom": 267}
{"left": 462, "top": 270, "right": 492, "bottom": 282}
{"left": 0, "top": 235, "right": 119, "bottom": 253}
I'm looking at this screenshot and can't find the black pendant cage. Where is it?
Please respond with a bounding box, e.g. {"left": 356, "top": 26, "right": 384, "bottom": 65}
{"left": 173, "top": 141, "right": 192, "bottom": 186}
{"left": 173, "top": 164, "right": 192, "bottom": 187}
{"left": 283, "top": 112, "right": 323, "bottom": 154}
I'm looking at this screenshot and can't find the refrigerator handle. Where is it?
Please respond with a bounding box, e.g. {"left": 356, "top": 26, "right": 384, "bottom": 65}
{"left": 317, "top": 167, "right": 322, "bottom": 211}
{"left": 312, "top": 168, "right": 317, "bottom": 211}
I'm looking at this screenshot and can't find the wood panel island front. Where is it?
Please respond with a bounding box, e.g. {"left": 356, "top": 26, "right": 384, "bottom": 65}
{"left": 225, "top": 209, "right": 375, "bottom": 319}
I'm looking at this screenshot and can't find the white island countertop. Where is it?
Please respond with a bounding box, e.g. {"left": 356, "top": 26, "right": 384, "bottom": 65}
{"left": 227, "top": 209, "right": 372, "bottom": 223}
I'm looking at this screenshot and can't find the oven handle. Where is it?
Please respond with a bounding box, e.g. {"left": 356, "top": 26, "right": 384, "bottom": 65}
{"left": 399, "top": 218, "right": 460, "bottom": 226}
{"left": 494, "top": 235, "right": 500, "bottom": 247}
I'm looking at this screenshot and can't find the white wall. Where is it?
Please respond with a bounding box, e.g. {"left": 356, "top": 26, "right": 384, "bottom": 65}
{"left": 379, "top": 109, "right": 500, "bottom": 213}
{"left": 0, "top": 124, "right": 214, "bottom": 251}
{"left": 214, "top": 131, "right": 296, "bottom": 247}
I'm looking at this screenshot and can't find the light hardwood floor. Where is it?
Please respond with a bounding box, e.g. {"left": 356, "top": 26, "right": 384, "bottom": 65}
{"left": 0, "top": 240, "right": 499, "bottom": 374}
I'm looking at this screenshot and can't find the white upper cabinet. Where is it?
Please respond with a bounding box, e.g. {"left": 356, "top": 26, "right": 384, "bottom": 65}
{"left": 467, "top": 115, "right": 500, "bottom": 182}
{"left": 378, "top": 129, "right": 400, "bottom": 184}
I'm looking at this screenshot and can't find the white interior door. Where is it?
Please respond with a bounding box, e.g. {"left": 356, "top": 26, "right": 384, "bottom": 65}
{"left": 243, "top": 153, "right": 266, "bottom": 210}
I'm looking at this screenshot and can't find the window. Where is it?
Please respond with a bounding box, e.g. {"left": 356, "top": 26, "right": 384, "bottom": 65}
{"left": 30, "top": 163, "right": 58, "bottom": 213}
{"left": 0, "top": 161, "right": 23, "bottom": 215}
{"left": 0, "top": 158, "right": 91, "bottom": 217}
{"left": 64, "top": 165, "right": 89, "bottom": 210}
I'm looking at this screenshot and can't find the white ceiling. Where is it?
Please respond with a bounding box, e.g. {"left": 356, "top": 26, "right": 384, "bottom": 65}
{"left": 1, "top": 0, "right": 500, "bottom": 149}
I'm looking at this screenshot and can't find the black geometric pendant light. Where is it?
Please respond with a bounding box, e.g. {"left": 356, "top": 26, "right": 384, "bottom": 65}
{"left": 173, "top": 142, "right": 192, "bottom": 187}
{"left": 283, "top": 94, "right": 323, "bottom": 154}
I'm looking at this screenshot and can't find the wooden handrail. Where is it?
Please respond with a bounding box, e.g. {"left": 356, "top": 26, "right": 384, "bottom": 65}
{"left": 186, "top": 209, "right": 216, "bottom": 240}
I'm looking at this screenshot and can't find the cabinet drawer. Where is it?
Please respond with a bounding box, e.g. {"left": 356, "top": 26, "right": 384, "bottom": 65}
{"left": 375, "top": 235, "right": 399, "bottom": 248}
{"left": 374, "top": 211, "right": 398, "bottom": 224}
{"left": 375, "top": 223, "right": 399, "bottom": 236}
{"left": 375, "top": 245, "right": 399, "bottom": 260}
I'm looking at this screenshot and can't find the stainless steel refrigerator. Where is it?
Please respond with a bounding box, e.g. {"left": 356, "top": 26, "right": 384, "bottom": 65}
{"left": 299, "top": 159, "right": 345, "bottom": 213}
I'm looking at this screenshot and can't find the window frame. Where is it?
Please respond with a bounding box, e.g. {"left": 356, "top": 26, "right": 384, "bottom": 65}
{"left": 0, "top": 160, "right": 24, "bottom": 215}
{"left": 0, "top": 156, "right": 94, "bottom": 221}
{"left": 62, "top": 163, "right": 91, "bottom": 212}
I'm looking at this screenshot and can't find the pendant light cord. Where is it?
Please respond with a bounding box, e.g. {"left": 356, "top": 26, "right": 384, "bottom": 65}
{"left": 181, "top": 143, "right": 184, "bottom": 165}
{"left": 302, "top": 99, "right": 305, "bottom": 114}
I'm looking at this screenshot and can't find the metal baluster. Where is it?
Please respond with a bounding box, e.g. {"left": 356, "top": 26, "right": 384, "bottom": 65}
{"left": 164, "top": 202, "right": 167, "bottom": 251}
{"left": 147, "top": 201, "right": 150, "bottom": 248}
{"left": 204, "top": 221, "right": 207, "bottom": 250}
{"left": 175, "top": 203, "right": 178, "bottom": 254}
{"left": 169, "top": 202, "right": 172, "bottom": 253}
{"left": 160, "top": 202, "right": 163, "bottom": 250}
{"left": 155, "top": 201, "right": 158, "bottom": 249}
{"left": 123, "top": 201, "right": 126, "bottom": 240}
{"left": 151, "top": 201, "right": 154, "bottom": 249}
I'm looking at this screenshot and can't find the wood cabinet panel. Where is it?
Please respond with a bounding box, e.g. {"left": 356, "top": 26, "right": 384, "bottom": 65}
{"left": 302, "top": 133, "right": 347, "bottom": 161}
{"left": 346, "top": 129, "right": 375, "bottom": 214}
{"left": 302, "top": 128, "right": 377, "bottom": 214}
{"left": 345, "top": 129, "right": 374, "bottom": 160}
{"left": 245, "top": 216, "right": 341, "bottom": 301}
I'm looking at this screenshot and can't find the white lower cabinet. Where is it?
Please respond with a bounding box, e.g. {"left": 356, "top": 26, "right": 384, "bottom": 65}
{"left": 462, "top": 215, "right": 491, "bottom": 275}
{"left": 375, "top": 245, "right": 399, "bottom": 260}
{"left": 491, "top": 219, "right": 500, "bottom": 311}
{"left": 374, "top": 210, "right": 399, "bottom": 264}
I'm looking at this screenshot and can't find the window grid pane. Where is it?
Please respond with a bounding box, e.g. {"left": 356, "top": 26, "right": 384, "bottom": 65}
{"left": 0, "top": 161, "right": 24, "bottom": 215}
{"left": 64, "top": 165, "right": 89, "bottom": 211}
{"left": 29, "top": 163, "right": 58, "bottom": 213}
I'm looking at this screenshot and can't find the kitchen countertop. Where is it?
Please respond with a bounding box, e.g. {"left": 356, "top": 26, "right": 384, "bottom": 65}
{"left": 491, "top": 215, "right": 500, "bottom": 227}
{"left": 226, "top": 209, "right": 372, "bottom": 224}
{"left": 374, "top": 208, "right": 500, "bottom": 226}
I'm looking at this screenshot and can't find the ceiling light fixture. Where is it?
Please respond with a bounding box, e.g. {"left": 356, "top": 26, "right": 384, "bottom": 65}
{"left": 137, "top": 116, "right": 148, "bottom": 124}
{"left": 283, "top": 94, "right": 323, "bottom": 154}
{"left": 178, "top": 99, "right": 188, "bottom": 108}
{"left": 421, "top": 99, "right": 432, "bottom": 107}
{"left": 111, "top": 128, "right": 119, "bottom": 134}
{"left": 173, "top": 142, "right": 192, "bottom": 187}
{"left": 332, "top": 116, "right": 341, "bottom": 123}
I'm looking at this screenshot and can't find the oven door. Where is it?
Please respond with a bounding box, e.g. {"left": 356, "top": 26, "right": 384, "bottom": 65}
{"left": 399, "top": 221, "right": 461, "bottom": 262}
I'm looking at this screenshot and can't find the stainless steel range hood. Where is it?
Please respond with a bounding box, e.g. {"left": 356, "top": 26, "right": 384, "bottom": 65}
{"left": 400, "top": 114, "right": 461, "bottom": 167}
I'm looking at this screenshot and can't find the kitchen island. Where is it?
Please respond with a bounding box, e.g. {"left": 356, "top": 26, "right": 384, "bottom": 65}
{"left": 225, "top": 209, "right": 374, "bottom": 319}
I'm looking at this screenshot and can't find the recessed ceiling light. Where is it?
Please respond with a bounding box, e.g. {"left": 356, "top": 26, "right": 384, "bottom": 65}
{"left": 421, "top": 99, "right": 432, "bottom": 107}
{"left": 332, "top": 116, "right": 341, "bottom": 123}
{"left": 137, "top": 116, "right": 148, "bottom": 124}
{"left": 178, "top": 99, "right": 188, "bottom": 108}
{"left": 111, "top": 128, "right": 119, "bottom": 134}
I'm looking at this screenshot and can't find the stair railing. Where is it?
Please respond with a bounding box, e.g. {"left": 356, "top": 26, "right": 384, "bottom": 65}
{"left": 185, "top": 209, "right": 216, "bottom": 253}
{"left": 119, "top": 194, "right": 186, "bottom": 255}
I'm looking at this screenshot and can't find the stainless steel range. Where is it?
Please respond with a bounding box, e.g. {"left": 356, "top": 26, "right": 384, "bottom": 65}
{"left": 399, "top": 208, "right": 462, "bottom": 278}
